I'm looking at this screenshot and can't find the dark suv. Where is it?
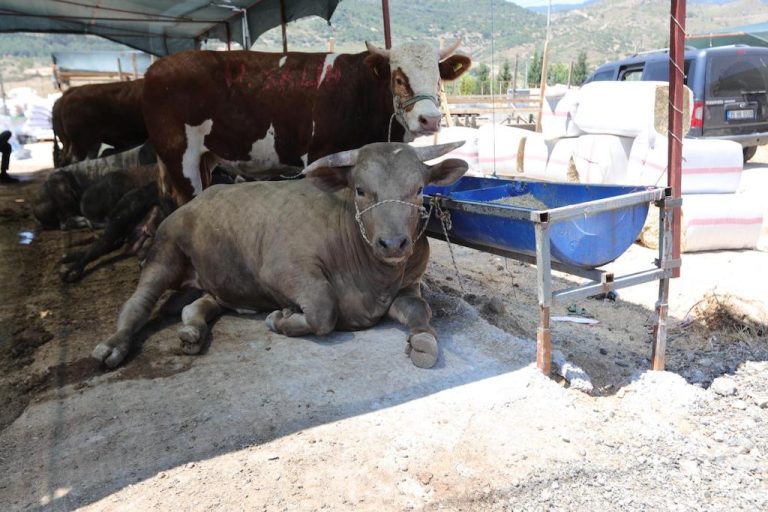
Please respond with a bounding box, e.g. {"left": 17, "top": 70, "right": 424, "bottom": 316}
{"left": 585, "top": 45, "right": 768, "bottom": 161}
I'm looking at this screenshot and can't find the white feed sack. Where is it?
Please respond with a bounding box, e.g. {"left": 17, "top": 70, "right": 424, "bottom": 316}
{"left": 476, "top": 124, "right": 531, "bottom": 176}
{"left": 546, "top": 135, "right": 632, "bottom": 184}
{"left": 475, "top": 125, "right": 551, "bottom": 179}
{"left": 411, "top": 126, "right": 480, "bottom": 173}
{"left": 626, "top": 134, "right": 743, "bottom": 193}
{"left": 541, "top": 89, "right": 583, "bottom": 141}
{"left": 640, "top": 192, "right": 763, "bottom": 252}
{"left": 573, "top": 81, "right": 692, "bottom": 138}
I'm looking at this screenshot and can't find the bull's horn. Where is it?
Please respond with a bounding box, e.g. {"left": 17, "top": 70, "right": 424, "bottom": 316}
{"left": 413, "top": 141, "right": 465, "bottom": 162}
{"left": 439, "top": 38, "right": 461, "bottom": 61}
{"left": 301, "top": 148, "right": 360, "bottom": 175}
{"left": 365, "top": 41, "right": 391, "bottom": 59}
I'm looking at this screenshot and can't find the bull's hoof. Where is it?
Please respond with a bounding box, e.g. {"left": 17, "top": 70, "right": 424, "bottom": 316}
{"left": 92, "top": 332, "right": 131, "bottom": 368}
{"left": 59, "top": 265, "right": 84, "bottom": 283}
{"left": 407, "top": 332, "right": 438, "bottom": 369}
{"left": 178, "top": 325, "right": 206, "bottom": 355}
{"left": 265, "top": 310, "right": 283, "bottom": 333}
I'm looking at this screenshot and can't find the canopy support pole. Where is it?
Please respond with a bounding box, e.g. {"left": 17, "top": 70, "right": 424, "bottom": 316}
{"left": 652, "top": 0, "right": 686, "bottom": 371}
{"left": 280, "top": 0, "right": 288, "bottom": 53}
{"left": 382, "top": 0, "right": 392, "bottom": 49}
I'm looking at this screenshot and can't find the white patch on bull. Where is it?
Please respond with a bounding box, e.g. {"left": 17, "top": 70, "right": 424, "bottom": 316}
{"left": 300, "top": 153, "right": 308, "bottom": 167}
{"left": 235, "top": 308, "right": 258, "bottom": 315}
{"left": 389, "top": 43, "right": 442, "bottom": 135}
{"left": 217, "top": 124, "right": 280, "bottom": 179}
{"left": 279, "top": 56, "right": 287, "bottom": 68}
{"left": 311, "top": 121, "right": 316, "bottom": 140}
{"left": 393, "top": 148, "right": 403, "bottom": 154}
{"left": 248, "top": 124, "right": 280, "bottom": 169}
{"left": 181, "top": 119, "right": 213, "bottom": 196}
{"left": 318, "top": 53, "right": 340, "bottom": 87}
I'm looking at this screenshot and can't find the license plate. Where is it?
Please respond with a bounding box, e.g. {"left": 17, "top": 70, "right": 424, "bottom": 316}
{"left": 727, "top": 109, "right": 756, "bottom": 121}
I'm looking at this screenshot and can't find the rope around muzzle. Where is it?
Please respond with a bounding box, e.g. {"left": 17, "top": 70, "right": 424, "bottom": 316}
{"left": 354, "top": 198, "right": 433, "bottom": 248}
{"left": 388, "top": 93, "right": 440, "bottom": 142}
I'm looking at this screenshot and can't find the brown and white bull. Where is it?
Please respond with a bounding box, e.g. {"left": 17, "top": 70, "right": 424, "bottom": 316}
{"left": 92, "top": 142, "right": 468, "bottom": 369}
{"left": 52, "top": 80, "right": 147, "bottom": 167}
{"left": 142, "top": 41, "right": 470, "bottom": 205}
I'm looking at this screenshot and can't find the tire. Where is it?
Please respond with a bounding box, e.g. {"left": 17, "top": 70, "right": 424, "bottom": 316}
{"left": 743, "top": 146, "right": 757, "bottom": 163}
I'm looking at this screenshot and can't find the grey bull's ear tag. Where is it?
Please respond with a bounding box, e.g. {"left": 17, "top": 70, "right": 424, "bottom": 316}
{"left": 428, "top": 158, "right": 468, "bottom": 186}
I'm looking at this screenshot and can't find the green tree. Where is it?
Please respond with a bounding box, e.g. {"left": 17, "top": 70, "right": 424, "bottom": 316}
{"left": 572, "top": 51, "right": 588, "bottom": 85}
{"left": 499, "top": 59, "right": 512, "bottom": 83}
{"left": 473, "top": 63, "right": 490, "bottom": 83}
{"left": 548, "top": 62, "right": 569, "bottom": 85}
{"left": 528, "top": 48, "right": 542, "bottom": 87}
{"left": 459, "top": 74, "right": 478, "bottom": 95}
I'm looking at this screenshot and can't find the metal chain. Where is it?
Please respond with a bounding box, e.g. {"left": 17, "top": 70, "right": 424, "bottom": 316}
{"left": 431, "top": 196, "right": 465, "bottom": 295}
{"left": 354, "top": 198, "right": 432, "bottom": 247}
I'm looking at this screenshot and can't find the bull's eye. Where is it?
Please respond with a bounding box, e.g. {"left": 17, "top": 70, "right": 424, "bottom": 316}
{"left": 355, "top": 187, "right": 365, "bottom": 197}
{"left": 395, "top": 77, "right": 405, "bottom": 86}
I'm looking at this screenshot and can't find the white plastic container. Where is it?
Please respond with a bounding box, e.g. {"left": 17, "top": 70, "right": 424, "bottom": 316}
{"left": 573, "top": 81, "right": 692, "bottom": 138}
{"left": 626, "top": 134, "right": 743, "bottom": 193}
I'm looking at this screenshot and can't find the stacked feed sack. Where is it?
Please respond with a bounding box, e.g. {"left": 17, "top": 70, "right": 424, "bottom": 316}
{"left": 546, "top": 134, "right": 633, "bottom": 184}
{"left": 411, "top": 126, "right": 481, "bottom": 174}
{"left": 541, "top": 89, "right": 583, "bottom": 141}
{"left": 634, "top": 134, "right": 761, "bottom": 252}
{"left": 572, "top": 81, "right": 692, "bottom": 139}
{"left": 639, "top": 192, "right": 764, "bottom": 252}
{"left": 541, "top": 82, "right": 684, "bottom": 185}
{"left": 626, "top": 133, "right": 743, "bottom": 193}
{"left": 21, "top": 96, "right": 55, "bottom": 141}
{"left": 476, "top": 124, "right": 551, "bottom": 178}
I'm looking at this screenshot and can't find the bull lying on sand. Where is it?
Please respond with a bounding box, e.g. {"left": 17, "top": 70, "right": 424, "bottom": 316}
{"left": 93, "top": 142, "right": 468, "bottom": 369}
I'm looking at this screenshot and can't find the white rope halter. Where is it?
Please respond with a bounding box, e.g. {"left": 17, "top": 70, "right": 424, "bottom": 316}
{"left": 354, "top": 198, "right": 433, "bottom": 247}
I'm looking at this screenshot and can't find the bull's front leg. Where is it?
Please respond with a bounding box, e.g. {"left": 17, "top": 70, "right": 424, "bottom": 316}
{"left": 265, "top": 280, "right": 338, "bottom": 337}
{"left": 387, "top": 283, "right": 438, "bottom": 368}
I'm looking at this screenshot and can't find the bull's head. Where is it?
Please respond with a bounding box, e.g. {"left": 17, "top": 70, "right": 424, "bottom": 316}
{"left": 302, "top": 142, "right": 468, "bottom": 264}
{"left": 365, "top": 40, "right": 471, "bottom": 140}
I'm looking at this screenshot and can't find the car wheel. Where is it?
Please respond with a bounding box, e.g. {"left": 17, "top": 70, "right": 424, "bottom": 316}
{"left": 743, "top": 146, "right": 757, "bottom": 162}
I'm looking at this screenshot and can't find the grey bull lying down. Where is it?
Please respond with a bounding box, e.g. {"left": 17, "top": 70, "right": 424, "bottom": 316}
{"left": 93, "top": 141, "right": 468, "bottom": 369}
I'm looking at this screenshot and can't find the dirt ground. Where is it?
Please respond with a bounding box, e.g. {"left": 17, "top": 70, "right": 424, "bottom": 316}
{"left": 0, "top": 143, "right": 767, "bottom": 511}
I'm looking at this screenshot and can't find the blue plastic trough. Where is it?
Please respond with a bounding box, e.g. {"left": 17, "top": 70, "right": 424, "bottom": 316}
{"left": 424, "top": 176, "right": 654, "bottom": 269}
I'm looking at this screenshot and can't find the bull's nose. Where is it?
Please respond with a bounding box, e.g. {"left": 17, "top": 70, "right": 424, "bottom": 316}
{"left": 377, "top": 236, "right": 411, "bottom": 253}
{"left": 418, "top": 114, "right": 441, "bottom": 133}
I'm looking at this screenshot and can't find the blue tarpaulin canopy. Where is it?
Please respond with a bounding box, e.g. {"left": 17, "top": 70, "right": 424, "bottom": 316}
{"left": 0, "top": 0, "right": 342, "bottom": 56}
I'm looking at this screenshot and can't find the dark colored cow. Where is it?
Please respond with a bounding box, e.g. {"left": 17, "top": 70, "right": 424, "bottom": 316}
{"left": 52, "top": 80, "right": 147, "bottom": 167}
{"left": 92, "top": 142, "right": 468, "bottom": 369}
{"left": 142, "top": 41, "right": 471, "bottom": 205}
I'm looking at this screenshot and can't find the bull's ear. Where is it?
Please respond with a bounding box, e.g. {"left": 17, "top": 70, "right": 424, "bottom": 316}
{"left": 364, "top": 53, "right": 389, "bottom": 80}
{"left": 439, "top": 54, "right": 471, "bottom": 81}
{"left": 307, "top": 166, "right": 352, "bottom": 192}
{"left": 427, "top": 158, "right": 468, "bottom": 186}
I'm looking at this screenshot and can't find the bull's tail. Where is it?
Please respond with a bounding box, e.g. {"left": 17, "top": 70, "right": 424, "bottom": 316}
{"left": 52, "top": 131, "right": 62, "bottom": 168}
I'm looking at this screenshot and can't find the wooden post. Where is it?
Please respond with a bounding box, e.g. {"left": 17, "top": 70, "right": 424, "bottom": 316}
{"left": 437, "top": 38, "right": 454, "bottom": 130}
{"left": 279, "top": 0, "right": 288, "bottom": 53}
{"left": 116, "top": 58, "right": 125, "bottom": 81}
{"left": 511, "top": 54, "right": 519, "bottom": 99}
{"left": 328, "top": 37, "right": 336, "bottom": 52}
{"left": 0, "top": 71, "right": 7, "bottom": 116}
{"left": 382, "top": 0, "right": 392, "bottom": 49}
{"left": 131, "top": 53, "right": 138, "bottom": 79}
{"left": 535, "top": 38, "right": 550, "bottom": 132}
{"left": 567, "top": 60, "right": 573, "bottom": 88}
{"left": 668, "top": 0, "right": 686, "bottom": 280}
